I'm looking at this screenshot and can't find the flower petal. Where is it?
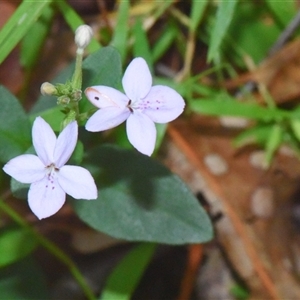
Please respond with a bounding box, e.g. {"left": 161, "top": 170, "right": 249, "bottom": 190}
{"left": 28, "top": 177, "right": 65, "bottom": 219}
{"left": 122, "top": 57, "right": 152, "bottom": 101}
{"left": 58, "top": 165, "right": 97, "bottom": 199}
{"left": 54, "top": 121, "right": 78, "bottom": 168}
{"left": 126, "top": 112, "right": 156, "bottom": 156}
{"left": 85, "top": 86, "right": 128, "bottom": 109}
{"left": 32, "top": 117, "right": 56, "bottom": 165}
{"left": 142, "top": 85, "right": 185, "bottom": 123}
{"left": 3, "top": 154, "right": 45, "bottom": 183}
{"left": 85, "top": 106, "right": 130, "bottom": 132}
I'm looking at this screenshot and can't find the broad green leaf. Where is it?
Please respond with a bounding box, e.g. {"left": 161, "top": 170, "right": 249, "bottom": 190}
{"left": 190, "top": 0, "right": 208, "bottom": 32}
{"left": 0, "top": 257, "right": 49, "bottom": 299}
{"left": 110, "top": 0, "right": 130, "bottom": 63}
{"left": 0, "top": 227, "right": 37, "bottom": 268}
{"left": 72, "top": 145, "right": 213, "bottom": 245}
{"left": 21, "top": 5, "right": 54, "bottom": 69}
{"left": 11, "top": 178, "right": 29, "bottom": 200}
{"left": 82, "top": 46, "right": 122, "bottom": 88}
{"left": 55, "top": 0, "right": 100, "bottom": 53}
{"left": 132, "top": 18, "right": 153, "bottom": 73}
{"left": 0, "top": 86, "right": 31, "bottom": 163}
{"left": 0, "top": 0, "right": 52, "bottom": 64}
{"left": 190, "top": 98, "right": 289, "bottom": 121}
{"left": 100, "top": 243, "right": 156, "bottom": 300}
{"left": 154, "top": 123, "right": 167, "bottom": 154}
{"left": 208, "top": 0, "right": 238, "bottom": 62}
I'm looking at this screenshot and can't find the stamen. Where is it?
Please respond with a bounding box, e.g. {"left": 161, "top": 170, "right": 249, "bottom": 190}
{"left": 127, "top": 99, "right": 134, "bottom": 113}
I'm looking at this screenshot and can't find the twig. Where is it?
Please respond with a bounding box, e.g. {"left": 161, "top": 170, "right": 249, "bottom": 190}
{"left": 177, "top": 244, "right": 203, "bottom": 300}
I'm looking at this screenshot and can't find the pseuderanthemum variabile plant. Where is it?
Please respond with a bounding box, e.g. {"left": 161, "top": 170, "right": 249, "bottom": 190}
{"left": 85, "top": 57, "right": 185, "bottom": 156}
{"left": 3, "top": 117, "right": 97, "bottom": 220}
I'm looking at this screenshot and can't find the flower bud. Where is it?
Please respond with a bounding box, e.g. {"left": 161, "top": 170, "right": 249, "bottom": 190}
{"left": 40, "top": 82, "right": 57, "bottom": 96}
{"left": 75, "top": 25, "right": 93, "bottom": 51}
{"left": 71, "top": 89, "right": 82, "bottom": 102}
{"left": 57, "top": 96, "right": 70, "bottom": 105}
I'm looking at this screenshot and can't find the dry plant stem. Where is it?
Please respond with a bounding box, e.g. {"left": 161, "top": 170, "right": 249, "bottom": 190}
{"left": 176, "top": 30, "right": 196, "bottom": 82}
{"left": 168, "top": 124, "right": 281, "bottom": 300}
{"left": 0, "top": 198, "right": 96, "bottom": 300}
{"left": 177, "top": 244, "right": 203, "bottom": 300}
{"left": 169, "top": 6, "right": 190, "bottom": 27}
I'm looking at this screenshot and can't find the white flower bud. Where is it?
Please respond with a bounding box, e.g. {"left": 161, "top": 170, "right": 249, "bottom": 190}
{"left": 40, "top": 82, "right": 57, "bottom": 96}
{"left": 75, "top": 25, "right": 93, "bottom": 51}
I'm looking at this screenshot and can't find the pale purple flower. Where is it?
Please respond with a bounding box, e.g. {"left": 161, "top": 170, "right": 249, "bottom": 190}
{"left": 3, "top": 117, "right": 97, "bottom": 220}
{"left": 85, "top": 57, "right": 185, "bottom": 156}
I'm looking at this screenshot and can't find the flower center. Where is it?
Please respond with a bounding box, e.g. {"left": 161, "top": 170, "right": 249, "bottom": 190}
{"left": 127, "top": 98, "right": 155, "bottom": 113}
{"left": 45, "top": 163, "right": 59, "bottom": 190}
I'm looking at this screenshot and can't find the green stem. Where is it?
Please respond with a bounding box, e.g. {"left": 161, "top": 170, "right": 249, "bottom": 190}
{"left": 72, "top": 50, "right": 83, "bottom": 90}
{"left": 0, "top": 199, "right": 96, "bottom": 300}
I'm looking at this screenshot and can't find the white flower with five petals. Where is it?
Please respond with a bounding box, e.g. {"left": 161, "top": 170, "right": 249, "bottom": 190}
{"left": 85, "top": 57, "right": 185, "bottom": 156}
{"left": 3, "top": 117, "right": 97, "bottom": 220}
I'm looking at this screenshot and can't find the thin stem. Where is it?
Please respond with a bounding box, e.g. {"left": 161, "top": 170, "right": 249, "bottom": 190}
{"left": 72, "top": 50, "right": 83, "bottom": 91}
{"left": 0, "top": 199, "right": 96, "bottom": 300}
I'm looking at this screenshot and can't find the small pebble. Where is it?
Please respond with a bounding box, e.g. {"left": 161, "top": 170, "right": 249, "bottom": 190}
{"left": 250, "top": 187, "right": 274, "bottom": 218}
{"left": 249, "top": 150, "right": 268, "bottom": 170}
{"left": 219, "top": 116, "right": 249, "bottom": 128}
{"left": 204, "top": 153, "right": 228, "bottom": 175}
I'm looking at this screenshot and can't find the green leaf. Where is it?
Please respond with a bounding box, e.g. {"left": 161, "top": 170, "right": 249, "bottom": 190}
{"left": 10, "top": 178, "right": 29, "bottom": 200}
{"left": 0, "top": 86, "right": 31, "bottom": 163}
{"left": 0, "top": 0, "right": 52, "bottom": 64}
{"left": 227, "top": 2, "right": 281, "bottom": 64}
{"left": 190, "top": 97, "right": 289, "bottom": 121}
{"left": 0, "top": 257, "right": 49, "bottom": 299}
{"left": 291, "top": 119, "right": 300, "bottom": 142}
{"left": 82, "top": 46, "right": 122, "bottom": 88}
{"left": 233, "top": 124, "right": 273, "bottom": 147}
{"left": 21, "top": 5, "right": 54, "bottom": 69}
{"left": 264, "top": 124, "right": 283, "bottom": 166}
{"left": 0, "top": 227, "right": 37, "bottom": 268}
{"left": 265, "top": 0, "right": 297, "bottom": 27}
{"left": 110, "top": 0, "right": 130, "bottom": 63}
{"left": 132, "top": 18, "right": 153, "bottom": 73}
{"left": 152, "top": 23, "right": 177, "bottom": 62}
{"left": 100, "top": 243, "right": 156, "bottom": 300}
{"left": 207, "top": 0, "right": 238, "bottom": 62}
{"left": 72, "top": 145, "right": 213, "bottom": 245}
{"left": 190, "top": 0, "right": 208, "bottom": 32}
